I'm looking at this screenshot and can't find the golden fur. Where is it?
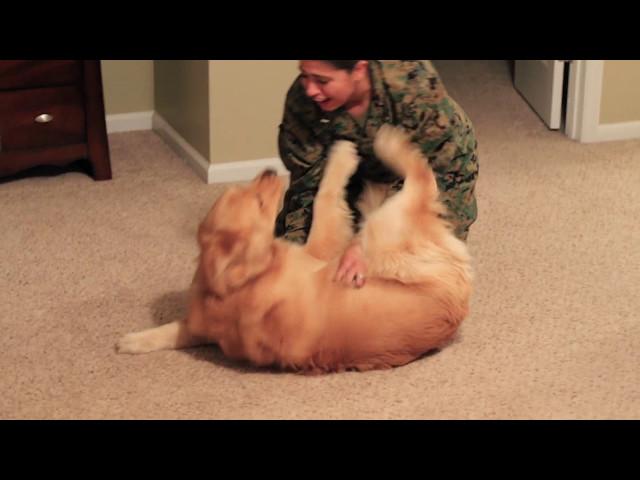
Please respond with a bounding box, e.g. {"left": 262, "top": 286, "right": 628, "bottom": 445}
{"left": 117, "top": 125, "right": 473, "bottom": 373}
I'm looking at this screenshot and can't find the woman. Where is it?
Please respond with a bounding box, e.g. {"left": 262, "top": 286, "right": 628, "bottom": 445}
{"left": 275, "top": 60, "right": 478, "bottom": 286}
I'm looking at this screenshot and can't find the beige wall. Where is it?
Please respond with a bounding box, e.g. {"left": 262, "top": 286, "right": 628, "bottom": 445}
{"left": 101, "top": 60, "right": 154, "bottom": 115}
{"left": 600, "top": 60, "right": 640, "bottom": 124}
{"left": 209, "top": 60, "right": 298, "bottom": 164}
{"left": 154, "top": 60, "right": 210, "bottom": 160}
{"left": 100, "top": 60, "right": 300, "bottom": 165}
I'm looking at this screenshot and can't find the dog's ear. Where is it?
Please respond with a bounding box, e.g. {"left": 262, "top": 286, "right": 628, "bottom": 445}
{"left": 198, "top": 227, "right": 238, "bottom": 297}
{"left": 224, "top": 235, "right": 274, "bottom": 293}
{"left": 198, "top": 227, "right": 273, "bottom": 298}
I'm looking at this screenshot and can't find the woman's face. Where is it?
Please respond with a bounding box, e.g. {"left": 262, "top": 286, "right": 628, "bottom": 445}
{"left": 298, "top": 60, "right": 367, "bottom": 112}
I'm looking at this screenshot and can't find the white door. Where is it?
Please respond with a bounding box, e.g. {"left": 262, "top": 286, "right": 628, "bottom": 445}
{"left": 514, "top": 60, "right": 566, "bottom": 130}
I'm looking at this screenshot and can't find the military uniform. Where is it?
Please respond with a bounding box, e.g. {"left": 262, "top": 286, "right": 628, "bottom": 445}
{"left": 275, "top": 60, "right": 479, "bottom": 243}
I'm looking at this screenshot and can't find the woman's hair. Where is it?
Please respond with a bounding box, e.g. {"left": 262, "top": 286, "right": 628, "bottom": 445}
{"left": 324, "top": 60, "right": 361, "bottom": 71}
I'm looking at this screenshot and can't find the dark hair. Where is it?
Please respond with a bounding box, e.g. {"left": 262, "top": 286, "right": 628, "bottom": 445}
{"left": 324, "top": 60, "right": 361, "bottom": 71}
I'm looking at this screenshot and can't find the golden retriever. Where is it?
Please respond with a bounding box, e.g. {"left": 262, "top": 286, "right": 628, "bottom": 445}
{"left": 117, "top": 125, "right": 473, "bottom": 373}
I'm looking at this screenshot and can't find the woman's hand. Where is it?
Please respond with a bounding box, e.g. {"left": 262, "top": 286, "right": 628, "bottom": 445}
{"left": 334, "top": 242, "right": 367, "bottom": 288}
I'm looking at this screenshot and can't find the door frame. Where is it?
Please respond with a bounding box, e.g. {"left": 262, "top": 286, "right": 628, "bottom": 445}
{"left": 565, "top": 60, "right": 604, "bottom": 142}
{"left": 566, "top": 60, "right": 640, "bottom": 143}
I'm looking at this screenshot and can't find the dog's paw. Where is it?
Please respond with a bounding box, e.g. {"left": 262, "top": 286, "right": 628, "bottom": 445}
{"left": 374, "top": 124, "right": 411, "bottom": 162}
{"left": 326, "top": 140, "right": 359, "bottom": 179}
{"left": 116, "top": 331, "right": 155, "bottom": 354}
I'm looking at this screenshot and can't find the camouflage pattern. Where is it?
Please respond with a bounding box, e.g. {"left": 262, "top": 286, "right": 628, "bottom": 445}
{"left": 275, "top": 60, "right": 479, "bottom": 244}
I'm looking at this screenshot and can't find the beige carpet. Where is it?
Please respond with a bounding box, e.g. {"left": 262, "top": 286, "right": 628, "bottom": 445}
{"left": 1, "top": 61, "right": 639, "bottom": 419}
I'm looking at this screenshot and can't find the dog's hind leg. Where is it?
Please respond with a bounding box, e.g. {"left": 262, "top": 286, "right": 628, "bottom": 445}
{"left": 116, "top": 320, "right": 210, "bottom": 354}
{"left": 304, "top": 141, "right": 359, "bottom": 261}
{"left": 355, "top": 125, "right": 467, "bottom": 285}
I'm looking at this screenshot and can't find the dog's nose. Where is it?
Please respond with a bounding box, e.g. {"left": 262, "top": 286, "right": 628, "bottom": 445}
{"left": 260, "top": 169, "right": 277, "bottom": 179}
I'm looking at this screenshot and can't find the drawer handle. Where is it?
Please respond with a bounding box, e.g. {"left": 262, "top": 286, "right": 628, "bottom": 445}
{"left": 35, "top": 113, "right": 54, "bottom": 124}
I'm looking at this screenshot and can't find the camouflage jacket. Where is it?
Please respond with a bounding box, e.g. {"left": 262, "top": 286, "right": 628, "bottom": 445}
{"left": 275, "top": 60, "right": 479, "bottom": 243}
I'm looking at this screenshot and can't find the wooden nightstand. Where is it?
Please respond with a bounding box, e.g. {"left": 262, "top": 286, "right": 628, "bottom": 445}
{"left": 0, "top": 60, "right": 111, "bottom": 181}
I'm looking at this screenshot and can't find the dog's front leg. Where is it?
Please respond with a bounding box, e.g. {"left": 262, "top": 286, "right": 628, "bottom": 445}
{"left": 304, "top": 141, "right": 360, "bottom": 261}
{"left": 116, "top": 320, "right": 210, "bottom": 354}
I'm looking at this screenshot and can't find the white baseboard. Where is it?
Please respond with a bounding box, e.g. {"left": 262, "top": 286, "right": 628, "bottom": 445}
{"left": 106, "top": 111, "right": 154, "bottom": 133}
{"left": 209, "top": 157, "right": 289, "bottom": 184}
{"left": 152, "top": 113, "right": 210, "bottom": 183}
{"left": 593, "top": 121, "right": 640, "bottom": 143}
{"left": 152, "top": 112, "right": 287, "bottom": 184}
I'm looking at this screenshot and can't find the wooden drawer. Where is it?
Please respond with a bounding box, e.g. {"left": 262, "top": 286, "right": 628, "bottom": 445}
{"left": 0, "top": 61, "right": 82, "bottom": 91}
{"left": 0, "top": 86, "right": 86, "bottom": 152}
{"left": 0, "top": 60, "right": 111, "bottom": 181}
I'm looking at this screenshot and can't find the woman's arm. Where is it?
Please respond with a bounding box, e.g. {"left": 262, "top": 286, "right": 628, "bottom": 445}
{"left": 275, "top": 84, "right": 330, "bottom": 243}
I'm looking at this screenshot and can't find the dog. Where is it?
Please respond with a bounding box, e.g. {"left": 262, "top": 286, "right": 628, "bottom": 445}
{"left": 117, "top": 125, "right": 473, "bottom": 373}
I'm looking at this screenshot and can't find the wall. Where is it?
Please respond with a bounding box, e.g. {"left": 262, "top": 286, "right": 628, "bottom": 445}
{"left": 600, "top": 60, "right": 640, "bottom": 124}
{"left": 101, "top": 60, "right": 154, "bottom": 115}
{"left": 102, "top": 60, "right": 298, "bottom": 168}
{"left": 154, "top": 60, "right": 210, "bottom": 161}
{"left": 209, "top": 60, "right": 298, "bottom": 164}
